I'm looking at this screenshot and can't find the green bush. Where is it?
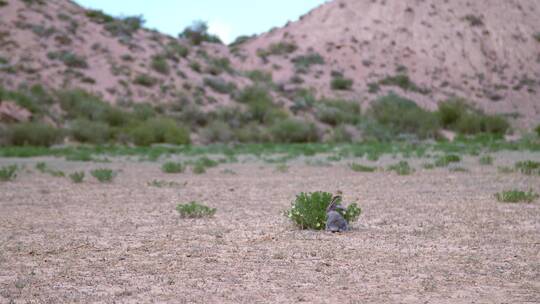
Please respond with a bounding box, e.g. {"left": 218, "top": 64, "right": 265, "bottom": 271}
{"left": 435, "top": 154, "right": 461, "bottom": 167}
{"left": 85, "top": 9, "right": 114, "bottom": 24}
{"left": 203, "top": 77, "right": 236, "bottom": 94}
{"left": 257, "top": 42, "right": 297, "bottom": 57}
{"left": 437, "top": 98, "right": 509, "bottom": 135}
{"left": 70, "top": 119, "right": 111, "bottom": 144}
{"left": 369, "top": 93, "right": 439, "bottom": 139}
{"left": 315, "top": 99, "right": 361, "bottom": 126}
{"left": 130, "top": 118, "right": 190, "bottom": 146}
{"left": 69, "top": 171, "right": 85, "bottom": 183}
{"left": 286, "top": 192, "right": 361, "bottom": 230}
{"left": 535, "top": 124, "right": 540, "bottom": 136}
{"left": 379, "top": 74, "right": 429, "bottom": 94}
{"left": 236, "top": 86, "right": 286, "bottom": 124}
{"left": 176, "top": 202, "right": 216, "bottom": 218}
{"left": 495, "top": 190, "right": 539, "bottom": 203}
{"left": 104, "top": 15, "right": 144, "bottom": 38}
{"left": 164, "top": 41, "right": 189, "bottom": 60}
{"left": 331, "top": 77, "right": 353, "bottom": 90}
{"left": 292, "top": 53, "right": 325, "bottom": 72}
{"left": 270, "top": 119, "right": 319, "bottom": 143}
{"left": 515, "top": 160, "right": 540, "bottom": 175}
{"left": 6, "top": 123, "right": 63, "bottom": 147}
{"left": 200, "top": 121, "right": 234, "bottom": 143}
{"left": 162, "top": 162, "right": 185, "bottom": 173}
{"left": 0, "top": 84, "right": 53, "bottom": 115}
{"left": 388, "top": 161, "right": 414, "bottom": 175}
{"left": 349, "top": 163, "right": 377, "bottom": 172}
{"left": 91, "top": 168, "right": 115, "bottom": 183}
{"left": 47, "top": 51, "right": 88, "bottom": 69}
{"left": 245, "top": 70, "right": 273, "bottom": 83}
{"left": 0, "top": 165, "right": 17, "bottom": 182}
{"left": 206, "top": 57, "right": 233, "bottom": 75}
{"left": 151, "top": 55, "right": 170, "bottom": 75}
{"left": 134, "top": 74, "right": 157, "bottom": 87}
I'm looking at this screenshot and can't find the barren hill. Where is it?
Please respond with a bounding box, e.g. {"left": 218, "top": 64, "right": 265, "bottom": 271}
{"left": 235, "top": 0, "right": 540, "bottom": 128}
{"left": 0, "top": 0, "right": 539, "bottom": 131}
{"left": 0, "top": 0, "right": 247, "bottom": 108}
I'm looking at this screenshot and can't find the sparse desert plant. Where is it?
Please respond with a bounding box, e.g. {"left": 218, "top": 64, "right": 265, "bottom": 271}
{"left": 379, "top": 74, "right": 429, "bottom": 94}
{"left": 388, "top": 161, "right": 414, "bottom": 175}
{"left": 69, "top": 171, "right": 85, "bottom": 183}
{"left": 349, "top": 163, "right": 377, "bottom": 172}
{"left": 369, "top": 93, "right": 439, "bottom": 139}
{"left": 0, "top": 1, "right": 8, "bottom": 7}
{"left": 286, "top": 192, "right": 361, "bottom": 230}
{"left": 85, "top": 9, "right": 114, "bottom": 24}
{"left": 422, "top": 163, "right": 435, "bottom": 170}
{"left": 331, "top": 76, "right": 353, "bottom": 90}
{"left": 203, "top": 77, "right": 236, "bottom": 94}
{"left": 6, "top": 122, "right": 63, "bottom": 147}
{"left": 69, "top": 119, "right": 112, "bottom": 144}
{"left": 245, "top": 70, "right": 273, "bottom": 83}
{"left": 130, "top": 118, "right": 190, "bottom": 146}
{"left": 47, "top": 51, "right": 88, "bottom": 69}
{"left": 192, "top": 163, "right": 206, "bottom": 174}
{"left": 161, "top": 161, "right": 184, "bottom": 173}
{"left": 270, "top": 118, "right": 319, "bottom": 143}
{"left": 133, "top": 74, "right": 157, "bottom": 87}
{"left": 479, "top": 155, "right": 493, "bottom": 165}
{"left": 292, "top": 52, "right": 325, "bottom": 72}
{"left": 257, "top": 42, "right": 297, "bottom": 58}
{"left": 495, "top": 190, "right": 539, "bottom": 203}
{"left": 164, "top": 41, "right": 189, "bottom": 60}
{"left": 176, "top": 201, "right": 216, "bottom": 218}
{"left": 34, "top": 162, "right": 64, "bottom": 177}
{"left": 449, "top": 167, "right": 469, "bottom": 173}
{"left": 535, "top": 124, "right": 540, "bottom": 136}
{"left": 151, "top": 54, "right": 170, "bottom": 75}
{"left": 0, "top": 165, "right": 17, "bottom": 182}
{"left": 315, "top": 99, "right": 361, "bottom": 126}
{"left": 464, "top": 14, "right": 484, "bottom": 27}
{"left": 90, "top": 168, "right": 115, "bottom": 183}
{"left": 515, "top": 160, "right": 540, "bottom": 175}
{"left": 147, "top": 180, "right": 179, "bottom": 187}
{"left": 435, "top": 154, "right": 461, "bottom": 167}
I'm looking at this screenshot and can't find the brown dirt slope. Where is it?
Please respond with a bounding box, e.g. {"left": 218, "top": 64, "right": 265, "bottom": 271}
{"left": 236, "top": 0, "right": 540, "bottom": 128}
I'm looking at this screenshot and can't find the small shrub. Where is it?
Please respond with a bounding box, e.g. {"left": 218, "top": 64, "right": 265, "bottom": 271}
{"left": 349, "top": 163, "right": 377, "bottom": 172}
{"left": 162, "top": 162, "right": 184, "bottom": 173}
{"left": 275, "top": 163, "right": 289, "bottom": 173}
{"left": 147, "top": 180, "right": 179, "bottom": 188}
{"left": 286, "top": 192, "right": 361, "bottom": 230}
{"left": 130, "top": 118, "right": 190, "bottom": 146}
{"left": 104, "top": 15, "right": 144, "bottom": 38}
{"left": 176, "top": 201, "right": 216, "bottom": 218}
{"left": 151, "top": 55, "right": 170, "bottom": 75}
{"left": 0, "top": 165, "right": 17, "bottom": 182}
{"left": 315, "top": 99, "right": 361, "bottom": 126}
{"left": 388, "top": 161, "right": 414, "bottom": 175}
{"left": 379, "top": 74, "right": 428, "bottom": 94}
{"left": 464, "top": 14, "right": 484, "bottom": 27}
{"left": 257, "top": 42, "right": 297, "bottom": 58}
{"left": 479, "top": 155, "right": 493, "bottom": 165}
{"left": 164, "top": 41, "right": 189, "bottom": 59}
{"left": 369, "top": 93, "right": 439, "bottom": 139}
{"left": 535, "top": 124, "right": 540, "bottom": 136}
{"left": 515, "top": 160, "right": 540, "bottom": 175}
{"left": 192, "top": 163, "right": 206, "bottom": 174}
{"left": 47, "top": 51, "right": 88, "bottom": 69}
{"left": 495, "top": 190, "right": 539, "bottom": 203}
{"left": 69, "top": 171, "right": 85, "bottom": 183}
{"left": 206, "top": 57, "right": 233, "bottom": 75}
{"left": 331, "top": 77, "right": 353, "bottom": 90}
{"left": 133, "top": 74, "right": 157, "bottom": 87}
{"left": 203, "top": 77, "right": 236, "bottom": 94}
{"left": 435, "top": 154, "right": 461, "bottom": 167}
{"left": 6, "top": 123, "right": 63, "bottom": 147}
{"left": 70, "top": 119, "right": 111, "bottom": 144}
{"left": 270, "top": 119, "right": 319, "bottom": 143}
{"left": 292, "top": 53, "right": 325, "bottom": 72}
{"left": 35, "top": 162, "right": 64, "bottom": 177}
{"left": 245, "top": 70, "right": 273, "bottom": 83}
{"left": 85, "top": 10, "right": 114, "bottom": 24}
{"left": 91, "top": 168, "right": 115, "bottom": 183}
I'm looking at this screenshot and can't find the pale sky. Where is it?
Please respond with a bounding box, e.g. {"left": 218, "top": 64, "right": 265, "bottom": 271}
{"left": 75, "top": 1, "right": 328, "bottom": 44}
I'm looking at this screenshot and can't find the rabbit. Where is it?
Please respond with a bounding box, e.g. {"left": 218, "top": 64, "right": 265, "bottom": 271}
{"left": 326, "top": 195, "right": 348, "bottom": 232}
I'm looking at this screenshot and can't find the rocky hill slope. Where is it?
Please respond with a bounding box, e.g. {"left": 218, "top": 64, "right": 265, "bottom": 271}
{"left": 234, "top": 0, "right": 540, "bottom": 128}
{"left": 1, "top": 0, "right": 539, "bottom": 131}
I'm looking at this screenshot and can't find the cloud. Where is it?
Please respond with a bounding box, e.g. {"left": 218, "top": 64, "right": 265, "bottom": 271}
{"left": 207, "top": 20, "right": 234, "bottom": 44}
